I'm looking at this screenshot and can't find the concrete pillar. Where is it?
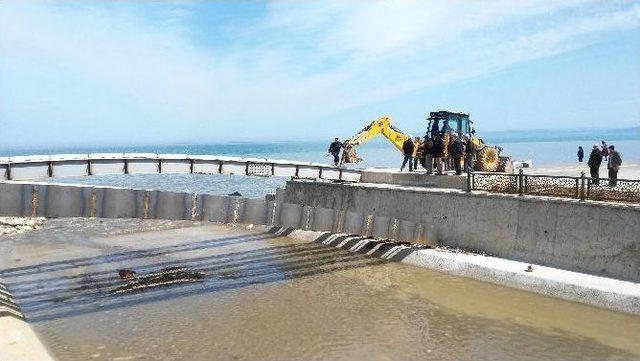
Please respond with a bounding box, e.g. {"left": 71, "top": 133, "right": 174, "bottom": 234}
{"left": 202, "top": 195, "right": 229, "bottom": 223}
{"left": 0, "top": 183, "right": 23, "bottom": 217}
{"left": 372, "top": 216, "right": 391, "bottom": 240}
{"left": 279, "top": 203, "right": 303, "bottom": 228}
{"left": 344, "top": 211, "right": 364, "bottom": 235}
{"left": 312, "top": 207, "right": 336, "bottom": 232}
{"left": 45, "top": 185, "right": 84, "bottom": 218}
{"left": 155, "top": 192, "right": 186, "bottom": 220}
{"left": 102, "top": 188, "right": 136, "bottom": 218}
{"left": 243, "top": 198, "right": 267, "bottom": 225}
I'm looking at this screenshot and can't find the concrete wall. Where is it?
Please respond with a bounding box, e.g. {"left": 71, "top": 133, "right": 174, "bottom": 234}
{"left": 282, "top": 179, "right": 640, "bottom": 283}
{"left": 0, "top": 181, "right": 434, "bottom": 247}
{"left": 0, "top": 153, "right": 362, "bottom": 182}
{"left": 360, "top": 170, "right": 467, "bottom": 190}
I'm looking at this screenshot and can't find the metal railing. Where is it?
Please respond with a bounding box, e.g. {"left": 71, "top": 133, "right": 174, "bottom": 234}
{"left": 469, "top": 169, "right": 640, "bottom": 203}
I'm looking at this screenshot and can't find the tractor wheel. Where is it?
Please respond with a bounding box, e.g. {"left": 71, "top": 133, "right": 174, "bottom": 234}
{"left": 474, "top": 146, "right": 500, "bottom": 172}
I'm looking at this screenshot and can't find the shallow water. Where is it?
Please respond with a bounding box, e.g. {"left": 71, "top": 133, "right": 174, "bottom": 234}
{"left": 1, "top": 219, "right": 639, "bottom": 361}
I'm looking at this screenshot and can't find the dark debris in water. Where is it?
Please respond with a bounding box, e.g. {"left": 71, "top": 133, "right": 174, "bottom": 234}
{"left": 110, "top": 266, "right": 206, "bottom": 295}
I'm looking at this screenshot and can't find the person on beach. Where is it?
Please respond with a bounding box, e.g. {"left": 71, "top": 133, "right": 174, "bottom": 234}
{"left": 464, "top": 135, "right": 475, "bottom": 172}
{"left": 601, "top": 141, "right": 609, "bottom": 160}
{"left": 577, "top": 146, "right": 584, "bottom": 162}
{"left": 450, "top": 135, "right": 465, "bottom": 175}
{"left": 423, "top": 135, "right": 434, "bottom": 174}
{"left": 587, "top": 144, "right": 603, "bottom": 184}
{"left": 328, "top": 137, "right": 343, "bottom": 166}
{"left": 412, "top": 137, "right": 423, "bottom": 170}
{"left": 607, "top": 145, "right": 622, "bottom": 186}
{"left": 400, "top": 137, "right": 415, "bottom": 172}
{"left": 432, "top": 133, "right": 445, "bottom": 175}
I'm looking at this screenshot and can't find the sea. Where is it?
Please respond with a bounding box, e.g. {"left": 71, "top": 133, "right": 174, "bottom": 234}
{"left": 1, "top": 128, "right": 638, "bottom": 198}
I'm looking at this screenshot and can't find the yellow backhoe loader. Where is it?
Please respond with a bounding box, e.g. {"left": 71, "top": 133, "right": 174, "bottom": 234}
{"left": 340, "top": 112, "right": 512, "bottom": 173}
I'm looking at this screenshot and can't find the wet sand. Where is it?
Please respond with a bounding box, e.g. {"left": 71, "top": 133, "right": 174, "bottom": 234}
{"left": 1, "top": 219, "right": 639, "bottom": 361}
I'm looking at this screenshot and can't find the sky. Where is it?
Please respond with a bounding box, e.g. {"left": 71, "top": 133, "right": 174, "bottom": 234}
{"left": 1, "top": 0, "right": 639, "bottom": 147}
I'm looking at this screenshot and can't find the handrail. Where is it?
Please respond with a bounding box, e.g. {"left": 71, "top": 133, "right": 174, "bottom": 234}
{"left": 469, "top": 170, "right": 640, "bottom": 203}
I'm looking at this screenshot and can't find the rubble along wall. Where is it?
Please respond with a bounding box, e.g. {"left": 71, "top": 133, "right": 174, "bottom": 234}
{"left": 282, "top": 180, "right": 640, "bottom": 283}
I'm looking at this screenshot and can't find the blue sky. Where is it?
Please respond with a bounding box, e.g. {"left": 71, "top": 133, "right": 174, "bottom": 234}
{"left": 1, "top": 0, "right": 638, "bottom": 147}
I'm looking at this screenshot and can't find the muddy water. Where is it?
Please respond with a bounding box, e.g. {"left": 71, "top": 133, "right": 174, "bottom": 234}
{"left": 1, "top": 219, "right": 639, "bottom": 361}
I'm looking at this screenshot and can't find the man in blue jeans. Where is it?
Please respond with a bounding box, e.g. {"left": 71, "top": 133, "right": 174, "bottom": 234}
{"left": 400, "top": 137, "right": 415, "bottom": 172}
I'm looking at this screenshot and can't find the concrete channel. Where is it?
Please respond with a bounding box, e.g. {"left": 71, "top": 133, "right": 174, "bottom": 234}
{"left": 1, "top": 219, "right": 639, "bottom": 360}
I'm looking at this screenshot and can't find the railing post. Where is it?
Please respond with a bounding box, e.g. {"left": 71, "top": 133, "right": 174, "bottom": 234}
{"left": 466, "top": 170, "right": 472, "bottom": 192}
{"left": 518, "top": 169, "right": 524, "bottom": 196}
{"left": 580, "top": 171, "right": 586, "bottom": 201}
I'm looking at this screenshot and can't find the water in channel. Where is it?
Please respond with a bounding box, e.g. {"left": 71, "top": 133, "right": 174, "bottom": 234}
{"left": 1, "top": 219, "right": 638, "bottom": 361}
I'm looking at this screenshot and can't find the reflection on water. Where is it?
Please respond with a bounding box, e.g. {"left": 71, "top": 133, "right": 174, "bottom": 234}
{"left": 1, "top": 220, "right": 639, "bottom": 361}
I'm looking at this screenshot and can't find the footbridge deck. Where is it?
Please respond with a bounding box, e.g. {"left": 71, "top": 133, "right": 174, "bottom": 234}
{"left": 0, "top": 153, "right": 362, "bottom": 182}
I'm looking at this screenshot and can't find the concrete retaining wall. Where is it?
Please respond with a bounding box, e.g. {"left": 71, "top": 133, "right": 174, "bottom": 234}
{"left": 0, "top": 153, "right": 362, "bottom": 182}
{"left": 282, "top": 179, "right": 640, "bottom": 283}
{"left": 0, "top": 181, "right": 434, "bottom": 247}
{"left": 360, "top": 170, "right": 467, "bottom": 189}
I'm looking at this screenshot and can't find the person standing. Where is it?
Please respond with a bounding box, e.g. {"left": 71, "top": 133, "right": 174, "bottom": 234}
{"left": 577, "top": 146, "right": 584, "bottom": 162}
{"left": 423, "top": 136, "right": 434, "bottom": 175}
{"left": 432, "top": 134, "right": 445, "bottom": 175}
{"left": 400, "top": 137, "right": 415, "bottom": 172}
{"left": 587, "top": 144, "right": 602, "bottom": 184}
{"left": 464, "top": 135, "right": 475, "bottom": 172}
{"left": 450, "top": 135, "right": 465, "bottom": 175}
{"left": 328, "top": 137, "right": 343, "bottom": 167}
{"left": 607, "top": 145, "right": 622, "bottom": 186}
{"left": 412, "top": 137, "right": 422, "bottom": 170}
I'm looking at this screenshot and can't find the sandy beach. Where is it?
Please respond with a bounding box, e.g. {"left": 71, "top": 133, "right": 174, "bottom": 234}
{"left": 526, "top": 162, "right": 640, "bottom": 180}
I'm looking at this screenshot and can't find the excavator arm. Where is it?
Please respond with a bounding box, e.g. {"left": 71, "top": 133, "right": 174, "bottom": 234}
{"left": 341, "top": 116, "right": 411, "bottom": 164}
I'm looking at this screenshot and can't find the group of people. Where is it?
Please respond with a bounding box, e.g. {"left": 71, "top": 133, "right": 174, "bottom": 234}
{"left": 400, "top": 132, "right": 474, "bottom": 175}
{"left": 583, "top": 140, "right": 623, "bottom": 186}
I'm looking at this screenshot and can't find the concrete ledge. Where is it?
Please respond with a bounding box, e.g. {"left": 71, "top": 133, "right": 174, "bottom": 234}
{"left": 263, "top": 226, "right": 640, "bottom": 316}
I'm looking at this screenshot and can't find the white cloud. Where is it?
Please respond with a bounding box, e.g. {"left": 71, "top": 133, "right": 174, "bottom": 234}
{"left": 0, "top": 0, "right": 638, "bottom": 146}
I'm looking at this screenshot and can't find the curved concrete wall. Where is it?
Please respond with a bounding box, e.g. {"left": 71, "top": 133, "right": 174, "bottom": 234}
{"left": 282, "top": 179, "right": 640, "bottom": 283}
{"left": 0, "top": 153, "right": 362, "bottom": 182}
{"left": 0, "top": 180, "right": 433, "bottom": 247}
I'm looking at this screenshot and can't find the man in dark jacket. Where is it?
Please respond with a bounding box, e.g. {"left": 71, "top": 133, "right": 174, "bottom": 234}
{"left": 328, "top": 138, "right": 343, "bottom": 166}
{"left": 450, "top": 135, "right": 465, "bottom": 175}
{"left": 400, "top": 137, "right": 415, "bottom": 171}
{"left": 587, "top": 144, "right": 603, "bottom": 184}
{"left": 464, "top": 135, "right": 475, "bottom": 172}
{"left": 607, "top": 145, "right": 622, "bottom": 186}
{"left": 432, "top": 134, "right": 445, "bottom": 174}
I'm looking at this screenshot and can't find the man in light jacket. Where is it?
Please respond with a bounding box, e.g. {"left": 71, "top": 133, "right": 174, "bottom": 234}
{"left": 607, "top": 145, "right": 622, "bottom": 186}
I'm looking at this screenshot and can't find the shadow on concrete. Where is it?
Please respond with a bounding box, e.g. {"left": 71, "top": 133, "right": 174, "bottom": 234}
{"left": 5, "top": 233, "right": 400, "bottom": 323}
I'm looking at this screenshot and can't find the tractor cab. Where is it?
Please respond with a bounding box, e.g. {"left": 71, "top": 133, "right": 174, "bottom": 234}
{"left": 427, "top": 111, "right": 473, "bottom": 137}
